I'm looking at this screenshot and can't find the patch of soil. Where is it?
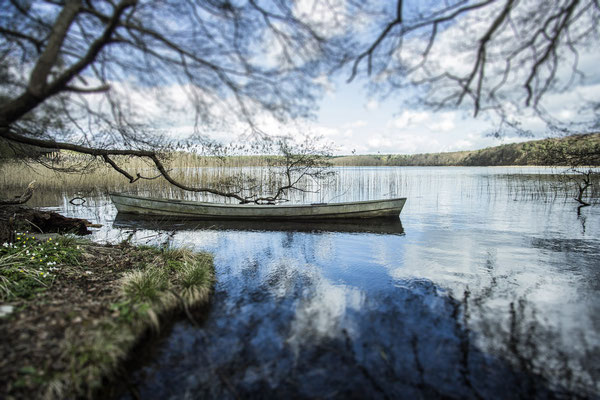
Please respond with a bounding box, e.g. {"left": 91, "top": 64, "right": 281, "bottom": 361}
{"left": 0, "top": 206, "right": 94, "bottom": 243}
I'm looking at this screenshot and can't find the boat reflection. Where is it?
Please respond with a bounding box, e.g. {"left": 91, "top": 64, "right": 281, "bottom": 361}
{"left": 112, "top": 215, "right": 405, "bottom": 235}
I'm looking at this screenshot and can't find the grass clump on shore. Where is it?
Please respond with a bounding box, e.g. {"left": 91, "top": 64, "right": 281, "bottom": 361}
{"left": 0, "top": 235, "right": 214, "bottom": 400}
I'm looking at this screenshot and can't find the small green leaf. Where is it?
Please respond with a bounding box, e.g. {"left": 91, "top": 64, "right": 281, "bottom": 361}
{"left": 19, "top": 365, "right": 36, "bottom": 375}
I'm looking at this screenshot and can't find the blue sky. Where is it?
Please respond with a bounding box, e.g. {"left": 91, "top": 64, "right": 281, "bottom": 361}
{"left": 312, "top": 77, "right": 504, "bottom": 155}
{"left": 301, "top": 55, "right": 600, "bottom": 155}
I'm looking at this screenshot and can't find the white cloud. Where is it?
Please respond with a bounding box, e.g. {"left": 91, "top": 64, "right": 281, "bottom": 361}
{"left": 342, "top": 120, "right": 367, "bottom": 129}
{"left": 430, "top": 112, "right": 456, "bottom": 132}
{"left": 365, "top": 99, "right": 379, "bottom": 111}
{"left": 367, "top": 136, "right": 390, "bottom": 149}
{"left": 293, "top": 0, "right": 349, "bottom": 38}
{"left": 390, "top": 110, "right": 430, "bottom": 129}
{"left": 313, "top": 74, "right": 336, "bottom": 97}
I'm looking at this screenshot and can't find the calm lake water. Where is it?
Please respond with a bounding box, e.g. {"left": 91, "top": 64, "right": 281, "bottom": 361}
{"left": 43, "top": 167, "right": 600, "bottom": 399}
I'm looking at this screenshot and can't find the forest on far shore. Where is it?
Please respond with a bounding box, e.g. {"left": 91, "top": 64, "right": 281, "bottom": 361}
{"left": 332, "top": 133, "right": 600, "bottom": 167}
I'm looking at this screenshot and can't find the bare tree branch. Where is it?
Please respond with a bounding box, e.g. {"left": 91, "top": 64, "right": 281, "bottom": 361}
{"left": 0, "top": 0, "right": 349, "bottom": 202}
{"left": 349, "top": 0, "right": 599, "bottom": 134}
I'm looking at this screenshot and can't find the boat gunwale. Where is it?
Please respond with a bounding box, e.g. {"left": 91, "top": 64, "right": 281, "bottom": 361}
{"left": 109, "top": 193, "right": 406, "bottom": 209}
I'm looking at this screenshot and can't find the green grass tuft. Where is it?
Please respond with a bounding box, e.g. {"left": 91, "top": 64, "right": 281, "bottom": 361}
{"left": 121, "top": 267, "right": 169, "bottom": 304}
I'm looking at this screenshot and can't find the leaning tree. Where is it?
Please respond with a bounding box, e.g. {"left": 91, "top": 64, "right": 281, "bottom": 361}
{"left": 0, "top": 0, "right": 353, "bottom": 203}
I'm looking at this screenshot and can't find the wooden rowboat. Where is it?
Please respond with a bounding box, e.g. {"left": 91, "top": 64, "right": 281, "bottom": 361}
{"left": 110, "top": 193, "right": 406, "bottom": 221}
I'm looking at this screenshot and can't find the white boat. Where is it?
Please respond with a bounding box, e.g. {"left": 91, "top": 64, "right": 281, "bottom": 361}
{"left": 110, "top": 193, "right": 406, "bottom": 220}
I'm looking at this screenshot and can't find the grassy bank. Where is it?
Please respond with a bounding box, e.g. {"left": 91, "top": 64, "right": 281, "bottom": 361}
{"left": 0, "top": 234, "right": 214, "bottom": 399}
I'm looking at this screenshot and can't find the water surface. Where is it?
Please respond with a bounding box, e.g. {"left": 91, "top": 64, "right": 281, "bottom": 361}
{"left": 44, "top": 167, "right": 600, "bottom": 399}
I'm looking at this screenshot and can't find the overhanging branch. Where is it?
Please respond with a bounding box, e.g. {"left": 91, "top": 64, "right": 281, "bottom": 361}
{"left": 0, "top": 129, "right": 251, "bottom": 202}
{"left": 0, "top": 181, "right": 36, "bottom": 206}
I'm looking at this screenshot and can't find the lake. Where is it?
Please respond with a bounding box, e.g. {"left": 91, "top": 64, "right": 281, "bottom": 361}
{"left": 41, "top": 167, "right": 600, "bottom": 399}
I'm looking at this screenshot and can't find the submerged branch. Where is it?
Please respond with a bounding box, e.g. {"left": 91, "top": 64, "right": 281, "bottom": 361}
{"left": 0, "top": 181, "right": 36, "bottom": 206}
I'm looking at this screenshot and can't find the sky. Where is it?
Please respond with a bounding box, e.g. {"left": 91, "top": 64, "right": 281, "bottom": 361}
{"left": 246, "top": 63, "right": 599, "bottom": 156}
{"left": 308, "top": 77, "right": 517, "bottom": 155}
{"left": 286, "top": 0, "right": 600, "bottom": 156}
{"left": 216, "top": 0, "right": 600, "bottom": 156}
{"left": 280, "top": 0, "right": 600, "bottom": 156}
{"left": 69, "top": 0, "right": 600, "bottom": 157}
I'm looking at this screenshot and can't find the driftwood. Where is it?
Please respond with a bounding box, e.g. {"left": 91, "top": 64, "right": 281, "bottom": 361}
{"left": 0, "top": 181, "right": 36, "bottom": 206}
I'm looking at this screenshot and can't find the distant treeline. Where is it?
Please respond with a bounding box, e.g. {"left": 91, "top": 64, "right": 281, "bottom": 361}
{"left": 3, "top": 133, "right": 598, "bottom": 167}
{"left": 331, "top": 133, "right": 600, "bottom": 167}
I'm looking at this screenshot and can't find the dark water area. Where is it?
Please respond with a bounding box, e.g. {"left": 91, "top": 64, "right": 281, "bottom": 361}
{"left": 40, "top": 167, "right": 600, "bottom": 399}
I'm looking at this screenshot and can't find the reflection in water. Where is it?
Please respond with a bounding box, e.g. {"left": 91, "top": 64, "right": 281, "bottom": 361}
{"left": 121, "top": 229, "right": 598, "bottom": 398}
{"left": 31, "top": 167, "right": 599, "bottom": 398}
{"left": 112, "top": 214, "right": 405, "bottom": 235}
{"left": 124, "top": 262, "right": 581, "bottom": 399}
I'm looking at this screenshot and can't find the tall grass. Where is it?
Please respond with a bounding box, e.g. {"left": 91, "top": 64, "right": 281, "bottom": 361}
{"left": 0, "top": 154, "right": 323, "bottom": 203}
{"left": 499, "top": 170, "right": 600, "bottom": 203}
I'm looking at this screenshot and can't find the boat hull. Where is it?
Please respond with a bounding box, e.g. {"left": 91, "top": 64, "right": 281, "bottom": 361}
{"left": 110, "top": 193, "right": 406, "bottom": 221}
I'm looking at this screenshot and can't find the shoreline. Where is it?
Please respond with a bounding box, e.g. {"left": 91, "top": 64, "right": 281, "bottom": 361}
{"left": 0, "top": 232, "right": 214, "bottom": 399}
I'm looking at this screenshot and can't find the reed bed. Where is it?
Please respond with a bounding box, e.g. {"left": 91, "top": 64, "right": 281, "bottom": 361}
{"left": 499, "top": 170, "right": 600, "bottom": 204}
{"left": 1, "top": 155, "right": 598, "bottom": 205}
{"left": 0, "top": 154, "right": 261, "bottom": 191}
{"left": 0, "top": 154, "right": 331, "bottom": 203}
